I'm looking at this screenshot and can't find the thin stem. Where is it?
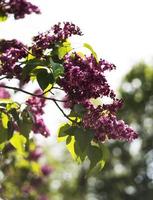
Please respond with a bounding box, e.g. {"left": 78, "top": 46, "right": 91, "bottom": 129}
{"left": 53, "top": 100, "right": 77, "bottom": 124}
{"left": 52, "top": 86, "right": 64, "bottom": 91}
{"left": 0, "top": 76, "right": 8, "bottom": 81}
{"left": 0, "top": 84, "right": 66, "bottom": 103}
{"left": 0, "top": 84, "right": 78, "bottom": 124}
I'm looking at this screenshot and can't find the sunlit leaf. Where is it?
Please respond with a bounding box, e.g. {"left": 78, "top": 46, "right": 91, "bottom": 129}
{"left": 58, "top": 40, "right": 72, "bottom": 59}
{"left": 83, "top": 43, "right": 98, "bottom": 61}
{"left": 0, "top": 12, "right": 7, "bottom": 22}
{"left": 31, "top": 161, "right": 40, "bottom": 175}
{"left": 1, "top": 112, "right": 9, "bottom": 129}
{"left": 10, "top": 133, "right": 27, "bottom": 154}
{"left": 66, "top": 136, "right": 79, "bottom": 161}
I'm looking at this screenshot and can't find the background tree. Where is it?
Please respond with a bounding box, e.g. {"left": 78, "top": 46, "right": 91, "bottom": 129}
{"left": 88, "top": 62, "right": 153, "bottom": 200}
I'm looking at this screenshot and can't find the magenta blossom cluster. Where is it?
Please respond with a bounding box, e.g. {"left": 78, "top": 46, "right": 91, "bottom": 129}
{"left": 59, "top": 53, "right": 116, "bottom": 107}
{"left": 0, "top": 39, "right": 27, "bottom": 79}
{"left": 83, "top": 104, "right": 138, "bottom": 142}
{"left": 0, "top": 0, "right": 40, "bottom": 19}
{"left": 0, "top": 84, "right": 11, "bottom": 99}
{"left": 32, "top": 22, "right": 82, "bottom": 57}
{"left": 26, "top": 90, "right": 50, "bottom": 137}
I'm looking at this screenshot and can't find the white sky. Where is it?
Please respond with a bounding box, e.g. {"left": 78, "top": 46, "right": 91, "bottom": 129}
{"left": 1, "top": 0, "right": 153, "bottom": 89}
{"left": 1, "top": 0, "right": 153, "bottom": 142}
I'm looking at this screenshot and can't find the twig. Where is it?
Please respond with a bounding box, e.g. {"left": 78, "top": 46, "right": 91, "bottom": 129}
{"left": 53, "top": 100, "right": 77, "bottom": 124}
{"left": 52, "top": 86, "right": 64, "bottom": 91}
{"left": 0, "top": 76, "right": 7, "bottom": 81}
{"left": 0, "top": 85, "right": 66, "bottom": 103}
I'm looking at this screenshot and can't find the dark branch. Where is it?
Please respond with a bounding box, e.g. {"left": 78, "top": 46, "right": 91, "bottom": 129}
{"left": 53, "top": 100, "right": 77, "bottom": 124}
{"left": 0, "top": 84, "right": 66, "bottom": 102}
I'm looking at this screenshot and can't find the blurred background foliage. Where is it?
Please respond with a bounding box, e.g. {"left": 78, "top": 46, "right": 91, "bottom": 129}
{"left": 1, "top": 61, "right": 153, "bottom": 199}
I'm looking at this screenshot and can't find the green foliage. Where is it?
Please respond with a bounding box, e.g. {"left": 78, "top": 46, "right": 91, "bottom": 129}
{"left": 58, "top": 122, "right": 107, "bottom": 171}
{"left": 83, "top": 43, "right": 98, "bottom": 61}
{"left": 0, "top": 12, "right": 8, "bottom": 22}
{"left": 49, "top": 58, "right": 64, "bottom": 79}
{"left": 10, "top": 132, "right": 27, "bottom": 154}
{"left": 0, "top": 101, "right": 34, "bottom": 151}
{"left": 58, "top": 40, "right": 72, "bottom": 59}
{"left": 36, "top": 68, "right": 54, "bottom": 90}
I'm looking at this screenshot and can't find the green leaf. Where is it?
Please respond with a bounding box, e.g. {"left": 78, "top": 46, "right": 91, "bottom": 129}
{"left": 10, "top": 133, "right": 27, "bottom": 154}
{"left": 9, "top": 108, "right": 20, "bottom": 124}
{"left": 87, "top": 144, "right": 105, "bottom": 171}
{"left": 0, "top": 113, "right": 14, "bottom": 144}
{"left": 58, "top": 41, "right": 72, "bottom": 59}
{"left": 1, "top": 112, "right": 9, "bottom": 129}
{"left": 66, "top": 136, "right": 79, "bottom": 161}
{"left": 0, "top": 124, "right": 8, "bottom": 144}
{"left": 7, "top": 121, "right": 14, "bottom": 140}
{"left": 74, "top": 127, "right": 93, "bottom": 153}
{"left": 83, "top": 43, "right": 98, "bottom": 61}
{"left": 58, "top": 123, "right": 71, "bottom": 138}
{"left": 22, "top": 58, "right": 48, "bottom": 80}
{"left": 0, "top": 12, "right": 7, "bottom": 22}
{"left": 50, "top": 59, "right": 64, "bottom": 79}
{"left": 0, "top": 142, "right": 5, "bottom": 150}
{"left": 19, "top": 109, "right": 33, "bottom": 137}
{"left": 31, "top": 161, "right": 41, "bottom": 175}
{"left": 36, "top": 68, "right": 54, "bottom": 90}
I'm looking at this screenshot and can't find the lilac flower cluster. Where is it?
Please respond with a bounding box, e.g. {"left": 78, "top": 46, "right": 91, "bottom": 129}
{"left": 0, "top": 0, "right": 40, "bottom": 19}
{"left": 58, "top": 50, "right": 138, "bottom": 142}
{"left": 59, "top": 53, "right": 116, "bottom": 107}
{"left": 0, "top": 84, "right": 11, "bottom": 99}
{"left": 0, "top": 39, "right": 27, "bottom": 78}
{"left": 26, "top": 90, "right": 50, "bottom": 137}
{"left": 32, "top": 22, "right": 82, "bottom": 57}
{"left": 83, "top": 104, "right": 138, "bottom": 142}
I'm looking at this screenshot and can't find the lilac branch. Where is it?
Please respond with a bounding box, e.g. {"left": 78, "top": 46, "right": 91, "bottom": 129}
{"left": 0, "top": 84, "right": 65, "bottom": 103}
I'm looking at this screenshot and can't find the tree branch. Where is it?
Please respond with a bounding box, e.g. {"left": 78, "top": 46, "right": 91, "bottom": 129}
{"left": 0, "top": 84, "right": 65, "bottom": 102}
{"left": 0, "top": 84, "right": 78, "bottom": 124}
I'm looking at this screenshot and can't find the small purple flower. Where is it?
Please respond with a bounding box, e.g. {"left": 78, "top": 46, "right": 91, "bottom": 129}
{"left": 41, "top": 165, "right": 53, "bottom": 176}
{"left": 29, "top": 147, "right": 43, "bottom": 161}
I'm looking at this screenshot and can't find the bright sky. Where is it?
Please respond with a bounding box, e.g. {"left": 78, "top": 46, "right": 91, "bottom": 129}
{"left": 1, "top": 0, "right": 153, "bottom": 143}
{"left": 1, "top": 0, "right": 153, "bottom": 88}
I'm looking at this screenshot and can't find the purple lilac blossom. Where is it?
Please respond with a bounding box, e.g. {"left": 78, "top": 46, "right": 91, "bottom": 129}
{"left": 29, "top": 146, "right": 43, "bottom": 161}
{"left": 41, "top": 165, "right": 53, "bottom": 176}
{"left": 0, "top": 84, "right": 10, "bottom": 99}
{"left": 0, "top": 39, "right": 27, "bottom": 78}
{"left": 0, "top": 0, "right": 40, "bottom": 19}
{"left": 31, "top": 22, "right": 82, "bottom": 57}
{"left": 26, "top": 90, "right": 50, "bottom": 137}
{"left": 83, "top": 105, "right": 138, "bottom": 142}
{"left": 59, "top": 53, "right": 116, "bottom": 107}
